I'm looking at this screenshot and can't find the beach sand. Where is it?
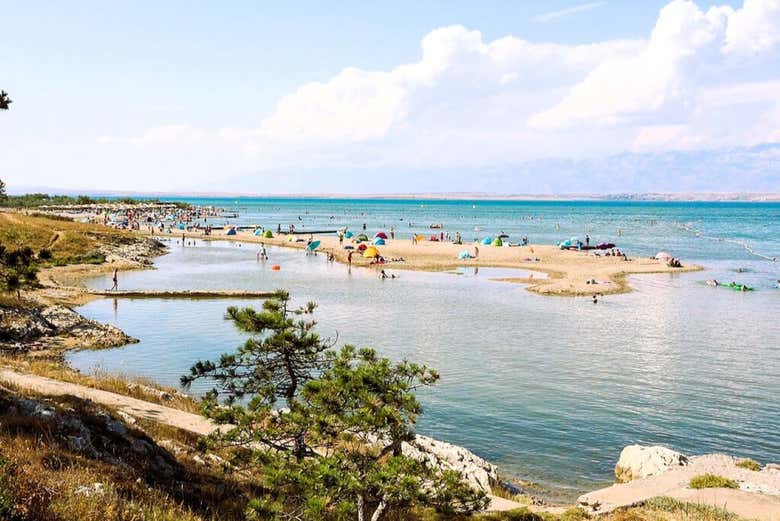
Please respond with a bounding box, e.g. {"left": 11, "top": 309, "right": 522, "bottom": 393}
{"left": 149, "top": 229, "right": 702, "bottom": 297}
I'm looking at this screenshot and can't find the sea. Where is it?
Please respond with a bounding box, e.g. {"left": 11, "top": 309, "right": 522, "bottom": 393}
{"left": 67, "top": 198, "right": 780, "bottom": 499}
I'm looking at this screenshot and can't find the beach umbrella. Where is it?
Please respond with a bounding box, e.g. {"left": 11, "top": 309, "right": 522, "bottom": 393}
{"left": 492, "top": 237, "right": 503, "bottom": 247}
{"left": 415, "top": 235, "right": 426, "bottom": 242}
{"left": 357, "top": 233, "right": 369, "bottom": 241}
{"left": 263, "top": 230, "right": 273, "bottom": 238}
{"left": 225, "top": 227, "right": 237, "bottom": 236}
{"left": 178, "top": 223, "right": 186, "bottom": 230}
{"left": 358, "top": 243, "right": 368, "bottom": 251}
{"left": 307, "top": 240, "right": 321, "bottom": 251}
{"left": 655, "top": 251, "right": 672, "bottom": 261}
{"left": 253, "top": 228, "right": 263, "bottom": 236}
{"left": 482, "top": 237, "right": 493, "bottom": 245}
{"left": 345, "top": 231, "right": 354, "bottom": 238}
{"left": 363, "top": 246, "right": 380, "bottom": 258}
{"left": 375, "top": 232, "right": 388, "bottom": 239}
{"left": 373, "top": 237, "right": 386, "bottom": 245}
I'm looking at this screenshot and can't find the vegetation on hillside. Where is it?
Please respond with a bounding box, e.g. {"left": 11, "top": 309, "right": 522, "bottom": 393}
{"left": 0, "top": 90, "right": 10, "bottom": 110}
{"left": 0, "top": 192, "right": 185, "bottom": 209}
{"left": 0, "top": 212, "right": 134, "bottom": 266}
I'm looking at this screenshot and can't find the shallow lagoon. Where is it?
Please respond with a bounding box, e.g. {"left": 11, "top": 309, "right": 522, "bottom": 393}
{"left": 69, "top": 239, "right": 780, "bottom": 498}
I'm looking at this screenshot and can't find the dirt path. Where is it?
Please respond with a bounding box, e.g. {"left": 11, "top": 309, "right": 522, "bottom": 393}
{"left": 0, "top": 367, "right": 527, "bottom": 513}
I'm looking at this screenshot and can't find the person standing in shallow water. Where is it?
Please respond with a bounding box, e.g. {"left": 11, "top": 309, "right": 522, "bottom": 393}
{"left": 111, "top": 268, "right": 119, "bottom": 291}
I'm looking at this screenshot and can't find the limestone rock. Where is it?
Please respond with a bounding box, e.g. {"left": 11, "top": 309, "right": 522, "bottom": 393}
{"left": 403, "top": 435, "right": 499, "bottom": 493}
{"left": 614, "top": 445, "right": 689, "bottom": 482}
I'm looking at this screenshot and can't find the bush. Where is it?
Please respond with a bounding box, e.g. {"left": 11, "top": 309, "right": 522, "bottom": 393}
{"left": 688, "top": 474, "right": 738, "bottom": 489}
{"left": 735, "top": 458, "right": 761, "bottom": 471}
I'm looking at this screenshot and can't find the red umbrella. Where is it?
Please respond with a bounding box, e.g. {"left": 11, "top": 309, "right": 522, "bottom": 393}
{"left": 375, "top": 232, "right": 388, "bottom": 239}
{"left": 358, "top": 243, "right": 368, "bottom": 251}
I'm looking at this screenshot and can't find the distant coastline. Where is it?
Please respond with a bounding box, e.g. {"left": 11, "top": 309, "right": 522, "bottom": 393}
{"left": 7, "top": 188, "right": 780, "bottom": 202}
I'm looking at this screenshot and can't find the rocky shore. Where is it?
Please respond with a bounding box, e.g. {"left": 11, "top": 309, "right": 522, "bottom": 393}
{"left": 579, "top": 445, "right": 780, "bottom": 520}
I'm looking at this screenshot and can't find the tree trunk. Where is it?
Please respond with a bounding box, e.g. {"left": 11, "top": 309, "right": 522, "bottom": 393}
{"left": 369, "top": 500, "right": 386, "bottom": 521}
{"left": 356, "top": 495, "right": 365, "bottom": 521}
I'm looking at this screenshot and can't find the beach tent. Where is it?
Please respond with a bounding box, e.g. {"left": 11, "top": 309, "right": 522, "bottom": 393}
{"left": 363, "top": 246, "right": 380, "bottom": 258}
{"left": 178, "top": 223, "right": 186, "bottom": 230}
{"left": 345, "top": 231, "right": 354, "bottom": 238}
{"left": 482, "top": 237, "right": 493, "bottom": 245}
{"left": 358, "top": 243, "right": 368, "bottom": 251}
{"left": 307, "top": 240, "right": 321, "bottom": 251}
{"left": 263, "top": 230, "right": 273, "bottom": 238}
{"left": 357, "top": 234, "right": 369, "bottom": 242}
{"left": 492, "top": 237, "right": 503, "bottom": 247}
{"left": 225, "top": 227, "right": 237, "bottom": 236}
{"left": 253, "top": 228, "right": 263, "bottom": 236}
{"left": 655, "top": 251, "right": 673, "bottom": 261}
{"left": 558, "top": 239, "right": 573, "bottom": 248}
{"left": 373, "top": 237, "right": 386, "bottom": 245}
{"left": 415, "top": 235, "right": 426, "bottom": 242}
{"left": 458, "top": 250, "right": 474, "bottom": 259}
{"left": 375, "top": 232, "right": 388, "bottom": 239}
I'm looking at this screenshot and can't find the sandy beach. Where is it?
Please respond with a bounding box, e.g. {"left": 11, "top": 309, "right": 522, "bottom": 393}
{"left": 144, "top": 228, "right": 702, "bottom": 297}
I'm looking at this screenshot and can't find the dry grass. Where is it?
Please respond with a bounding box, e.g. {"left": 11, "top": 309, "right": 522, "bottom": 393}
{"left": 0, "top": 390, "right": 254, "bottom": 521}
{"left": 0, "top": 211, "right": 132, "bottom": 266}
{"left": 0, "top": 355, "right": 200, "bottom": 413}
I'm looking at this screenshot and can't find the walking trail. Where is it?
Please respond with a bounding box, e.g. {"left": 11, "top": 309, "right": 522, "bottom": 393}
{"left": 0, "top": 368, "right": 526, "bottom": 513}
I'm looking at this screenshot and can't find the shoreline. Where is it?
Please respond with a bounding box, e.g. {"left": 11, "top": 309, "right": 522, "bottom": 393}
{"left": 137, "top": 228, "right": 703, "bottom": 297}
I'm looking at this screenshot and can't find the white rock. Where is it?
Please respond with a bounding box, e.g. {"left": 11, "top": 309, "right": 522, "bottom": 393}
{"left": 614, "top": 444, "right": 688, "bottom": 482}
{"left": 403, "top": 435, "right": 499, "bottom": 493}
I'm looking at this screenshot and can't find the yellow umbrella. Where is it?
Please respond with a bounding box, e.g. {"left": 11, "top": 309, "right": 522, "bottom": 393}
{"left": 363, "top": 246, "right": 380, "bottom": 258}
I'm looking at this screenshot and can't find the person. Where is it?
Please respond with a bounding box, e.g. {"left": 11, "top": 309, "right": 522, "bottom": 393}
{"left": 380, "top": 269, "right": 388, "bottom": 279}
{"left": 474, "top": 246, "right": 479, "bottom": 259}
{"left": 390, "top": 227, "right": 395, "bottom": 240}
{"left": 776, "top": 280, "right": 780, "bottom": 288}
{"left": 592, "top": 294, "right": 598, "bottom": 304}
{"left": 110, "top": 268, "right": 118, "bottom": 291}
{"left": 338, "top": 232, "right": 344, "bottom": 246}
{"left": 347, "top": 251, "right": 353, "bottom": 266}
{"left": 585, "top": 234, "right": 590, "bottom": 247}
{"left": 362, "top": 223, "right": 366, "bottom": 231}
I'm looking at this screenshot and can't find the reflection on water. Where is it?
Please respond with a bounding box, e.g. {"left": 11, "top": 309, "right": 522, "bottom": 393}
{"left": 69, "top": 240, "right": 780, "bottom": 498}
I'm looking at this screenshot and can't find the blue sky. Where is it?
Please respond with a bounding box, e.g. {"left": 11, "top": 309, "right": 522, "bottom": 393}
{"left": 2, "top": 0, "right": 779, "bottom": 194}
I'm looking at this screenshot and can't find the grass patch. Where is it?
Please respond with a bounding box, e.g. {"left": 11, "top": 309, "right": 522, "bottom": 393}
{"left": 734, "top": 459, "right": 761, "bottom": 472}
{"left": 689, "top": 474, "right": 739, "bottom": 490}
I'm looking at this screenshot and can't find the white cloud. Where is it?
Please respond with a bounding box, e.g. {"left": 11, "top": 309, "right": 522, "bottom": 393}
{"left": 530, "top": 0, "right": 780, "bottom": 130}
{"left": 532, "top": 2, "right": 607, "bottom": 23}
{"left": 93, "top": 0, "right": 780, "bottom": 186}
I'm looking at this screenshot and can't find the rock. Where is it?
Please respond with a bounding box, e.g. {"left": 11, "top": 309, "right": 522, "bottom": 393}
{"left": 0, "top": 303, "right": 137, "bottom": 350}
{"left": 614, "top": 445, "right": 689, "bottom": 482}
{"left": 75, "top": 483, "right": 105, "bottom": 497}
{"left": 403, "top": 435, "right": 499, "bottom": 493}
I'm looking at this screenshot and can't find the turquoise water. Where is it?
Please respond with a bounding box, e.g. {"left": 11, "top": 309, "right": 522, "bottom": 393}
{"left": 69, "top": 200, "right": 780, "bottom": 498}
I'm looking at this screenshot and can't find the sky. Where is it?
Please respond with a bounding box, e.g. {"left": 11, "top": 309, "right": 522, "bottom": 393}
{"left": 1, "top": 0, "right": 780, "bottom": 194}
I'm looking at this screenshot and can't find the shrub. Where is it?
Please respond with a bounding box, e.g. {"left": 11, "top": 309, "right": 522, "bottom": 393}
{"left": 688, "top": 474, "right": 738, "bottom": 489}
{"left": 735, "top": 458, "right": 761, "bottom": 471}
